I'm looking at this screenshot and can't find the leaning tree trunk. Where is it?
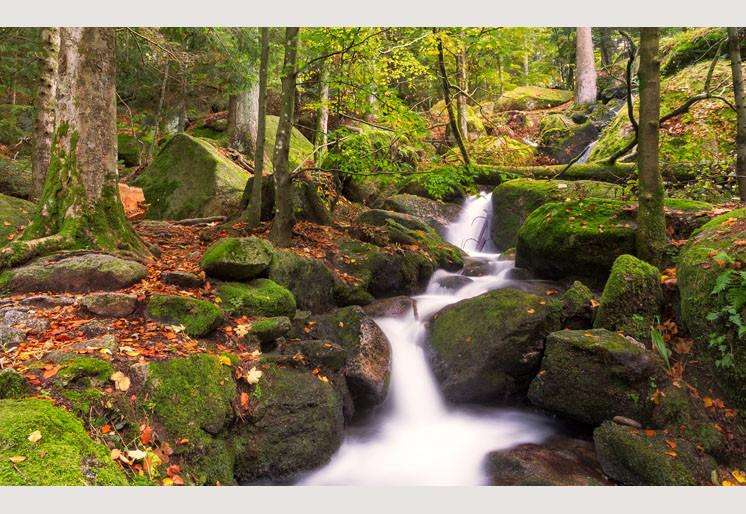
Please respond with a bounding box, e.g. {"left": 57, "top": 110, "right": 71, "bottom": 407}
{"left": 314, "top": 58, "right": 330, "bottom": 166}
{"left": 575, "top": 27, "right": 598, "bottom": 105}
{"left": 456, "top": 41, "right": 469, "bottom": 142}
{"left": 435, "top": 29, "right": 470, "bottom": 166}
{"left": 728, "top": 27, "right": 746, "bottom": 202}
{"left": 31, "top": 27, "right": 60, "bottom": 200}
{"left": 243, "top": 27, "right": 270, "bottom": 229}
{"left": 269, "top": 27, "right": 300, "bottom": 248}
{"left": 2, "top": 27, "right": 147, "bottom": 270}
{"left": 636, "top": 27, "right": 667, "bottom": 265}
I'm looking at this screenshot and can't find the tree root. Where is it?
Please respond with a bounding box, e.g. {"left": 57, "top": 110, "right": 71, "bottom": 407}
{"left": 0, "top": 234, "right": 71, "bottom": 271}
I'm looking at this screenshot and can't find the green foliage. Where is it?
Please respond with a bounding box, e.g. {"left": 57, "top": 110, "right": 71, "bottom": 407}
{"left": 650, "top": 323, "right": 671, "bottom": 371}
{"left": 705, "top": 252, "right": 745, "bottom": 369}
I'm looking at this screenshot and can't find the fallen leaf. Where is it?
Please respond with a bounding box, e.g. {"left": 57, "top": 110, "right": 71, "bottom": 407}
{"left": 140, "top": 425, "right": 153, "bottom": 446}
{"left": 644, "top": 429, "right": 656, "bottom": 437}
{"left": 101, "top": 424, "right": 112, "bottom": 434}
{"left": 163, "top": 477, "right": 174, "bottom": 486}
{"left": 665, "top": 450, "right": 677, "bottom": 458}
{"left": 240, "top": 392, "right": 249, "bottom": 409}
{"left": 171, "top": 475, "right": 185, "bottom": 486}
{"left": 722, "top": 480, "right": 735, "bottom": 486}
{"left": 111, "top": 371, "right": 131, "bottom": 391}
{"left": 42, "top": 365, "right": 61, "bottom": 379}
{"left": 665, "top": 439, "right": 677, "bottom": 450}
{"left": 732, "top": 469, "right": 746, "bottom": 484}
{"left": 218, "top": 355, "right": 233, "bottom": 367}
{"left": 235, "top": 324, "right": 250, "bottom": 338}
{"left": 27, "top": 430, "right": 42, "bottom": 443}
{"left": 244, "top": 367, "right": 263, "bottom": 385}
{"left": 127, "top": 449, "right": 147, "bottom": 461}
{"left": 9, "top": 456, "right": 26, "bottom": 464}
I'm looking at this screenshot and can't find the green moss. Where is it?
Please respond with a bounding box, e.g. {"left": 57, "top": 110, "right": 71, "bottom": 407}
{"left": 268, "top": 249, "right": 336, "bottom": 313}
{"left": 560, "top": 280, "right": 595, "bottom": 327}
{"left": 594, "top": 254, "right": 663, "bottom": 341}
{"left": 264, "top": 115, "right": 314, "bottom": 171}
{"left": 490, "top": 178, "right": 626, "bottom": 250}
{"left": 117, "top": 133, "right": 144, "bottom": 167}
{"left": 0, "top": 192, "right": 34, "bottom": 242}
{"left": 660, "top": 28, "right": 728, "bottom": 76}
{"left": 473, "top": 162, "right": 638, "bottom": 186}
{"left": 0, "top": 369, "right": 29, "bottom": 399}
{"left": 249, "top": 316, "right": 291, "bottom": 343}
{"left": 56, "top": 357, "right": 113, "bottom": 386}
{"left": 200, "top": 236, "right": 273, "bottom": 281}
{"left": 0, "top": 398, "right": 128, "bottom": 485}
{"left": 216, "top": 279, "right": 296, "bottom": 318}
{"left": 0, "top": 156, "right": 32, "bottom": 199}
{"left": 0, "top": 104, "right": 34, "bottom": 146}
{"left": 61, "top": 388, "right": 105, "bottom": 419}
{"left": 146, "top": 294, "right": 223, "bottom": 337}
{"left": 495, "top": 86, "right": 573, "bottom": 111}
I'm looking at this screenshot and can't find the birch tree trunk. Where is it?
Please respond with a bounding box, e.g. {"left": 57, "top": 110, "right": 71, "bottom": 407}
{"left": 636, "top": 27, "right": 667, "bottom": 265}
{"left": 269, "top": 27, "right": 300, "bottom": 247}
{"left": 456, "top": 42, "right": 469, "bottom": 142}
{"left": 728, "top": 27, "right": 746, "bottom": 202}
{"left": 243, "top": 27, "right": 270, "bottom": 228}
{"left": 575, "top": 27, "right": 598, "bottom": 105}
{"left": 2, "top": 27, "right": 146, "bottom": 269}
{"left": 314, "top": 58, "right": 330, "bottom": 166}
{"left": 31, "top": 27, "right": 60, "bottom": 200}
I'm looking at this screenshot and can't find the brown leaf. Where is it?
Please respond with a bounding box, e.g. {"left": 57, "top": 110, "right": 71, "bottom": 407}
{"left": 140, "top": 425, "right": 153, "bottom": 446}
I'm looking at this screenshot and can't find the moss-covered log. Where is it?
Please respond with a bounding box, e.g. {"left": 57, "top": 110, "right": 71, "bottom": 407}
{"left": 472, "top": 162, "right": 639, "bottom": 186}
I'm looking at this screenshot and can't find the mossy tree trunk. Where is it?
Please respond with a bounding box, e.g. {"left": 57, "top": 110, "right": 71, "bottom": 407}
{"left": 635, "top": 27, "right": 667, "bottom": 265}
{"left": 31, "top": 27, "right": 60, "bottom": 200}
{"left": 435, "top": 29, "right": 470, "bottom": 167}
{"left": 456, "top": 35, "right": 469, "bottom": 143}
{"left": 243, "top": 27, "right": 270, "bottom": 229}
{"left": 269, "top": 27, "right": 300, "bottom": 248}
{"left": 314, "top": 57, "right": 329, "bottom": 166}
{"left": 1, "top": 27, "right": 147, "bottom": 270}
{"left": 598, "top": 27, "right": 614, "bottom": 67}
{"left": 728, "top": 27, "right": 746, "bottom": 202}
{"left": 227, "top": 73, "right": 259, "bottom": 158}
{"left": 575, "top": 27, "right": 597, "bottom": 105}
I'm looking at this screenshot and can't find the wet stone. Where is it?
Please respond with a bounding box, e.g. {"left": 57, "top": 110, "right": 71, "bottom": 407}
{"left": 162, "top": 271, "right": 204, "bottom": 289}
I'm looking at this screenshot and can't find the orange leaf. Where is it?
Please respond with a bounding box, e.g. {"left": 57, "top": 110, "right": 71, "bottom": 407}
{"left": 644, "top": 429, "right": 656, "bottom": 437}
{"left": 665, "top": 439, "right": 677, "bottom": 450}
{"left": 240, "top": 392, "right": 249, "bottom": 409}
{"left": 140, "top": 425, "right": 153, "bottom": 445}
{"left": 42, "top": 365, "right": 61, "bottom": 379}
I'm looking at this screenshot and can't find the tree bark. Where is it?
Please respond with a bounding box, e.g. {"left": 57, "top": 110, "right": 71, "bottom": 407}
{"left": 728, "top": 27, "right": 746, "bottom": 202}
{"left": 148, "top": 60, "right": 169, "bottom": 162}
{"left": 575, "top": 27, "right": 598, "bottom": 105}
{"left": 636, "top": 27, "right": 667, "bottom": 265}
{"left": 497, "top": 54, "right": 504, "bottom": 97}
{"left": 177, "top": 64, "right": 188, "bottom": 132}
{"left": 435, "top": 30, "right": 470, "bottom": 167}
{"left": 227, "top": 71, "right": 260, "bottom": 157}
{"left": 598, "top": 27, "right": 614, "bottom": 67}
{"left": 269, "top": 27, "right": 300, "bottom": 248}
{"left": 31, "top": 27, "right": 60, "bottom": 200}
{"left": 456, "top": 40, "right": 469, "bottom": 142}
{"left": 243, "top": 27, "right": 270, "bottom": 229}
{"left": 4, "top": 28, "right": 147, "bottom": 269}
{"left": 314, "top": 58, "right": 330, "bottom": 166}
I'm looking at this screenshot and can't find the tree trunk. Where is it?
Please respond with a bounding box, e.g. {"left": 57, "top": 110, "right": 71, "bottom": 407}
{"left": 314, "top": 58, "right": 330, "bottom": 166}
{"left": 575, "top": 27, "right": 597, "bottom": 105}
{"left": 497, "top": 54, "right": 504, "bottom": 97}
{"left": 456, "top": 42, "right": 469, "bottom": 142}
{"left": 243, "top": 27, "right": 270, "bottom": 229}
{"left": 4, "top": 28, "right": 146, "bottom": 269}
{"left": 269, "top": 27, "right": 300, "bottom": 248}
{"left": 31, "top": 27, "right": 60, "bottom": 200}
{"left": 227, "top": 71, "right": 260, "bottom": 157}
{"left": 728, "top": 27, "right": 746, "bottom": 202}
{"left": 435, "top": 30, "right": 470, "bottom": 167}
{"left": 148, "top": 60, "right": 169, "bottom": 162}
{"left": 177, "top": 65, "right": 188, "bottom": 132}
{"left": 599, "top": 27, "right": 614, "bottom": 67}
{"left": 636, "top": 27, "right": 667, "bottom": 265}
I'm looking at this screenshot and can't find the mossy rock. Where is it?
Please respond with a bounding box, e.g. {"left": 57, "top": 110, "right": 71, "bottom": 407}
{"left": 268, "top": 249, "right": 336, "bottom": 313}
{"left": 382, "top": 194, "right": 460, "bottom": 235}
{"left": 117, "top": 133, "right": 144, "bottom": 168}
{"left": 0, "top": 369, "right": 29, "bottom": 399}
{"left": 200, "top": 236, "right": 273, "bottom": 281}
{"left": 490, "top": 178, "right": 625, "bottom": 250}
{"left": 233, "top": 366, "right": 343, "bottom": 482}
{"left": 55, "top": 357, "right": 113, "bottom": 387}
{"left": 146, "top": 294, "right": 223, "bottom": 337}
{"left": 264, "top": 115, "right": 315, "bottom": 171}
{"left": 0, "top": 253, "right": 147, "bottom": 295}
{"left": 249, "top": 316, "right": 291, "bottom": 344}
{"left": 0, "top": 398, "right": 128, "bottom": 485}
{"left": 0, "top": 192, "right": 33, "bottom": 242}
{"left": 589, "top": 61, "right": 736, "bottom": 181}
{"left": 495, "top": 86, "right": 573, "bottom": 112}
{"left": 560, "top": 280, "right": 595, "bottom": 329}
{"left": 145, "top": 354, "right": 237, "bottom": 485}
{"left": 528, "top": 329, "right": 661, "bottom": 425}
{"left": 593, "top": 420, "right": 716, "bottom": 485}
{"left": 594, "top": 255, "right": 662, "bottom": 341}
{"left": 677, "top": 208, "right": 746, "bottom": 408}
{"left": 295, "top": 306, "right": 391, "bottom": 411}
{"left": 538, "top": 113, "right": 599, "bottom": 164}
{"left": 426, "top": 288, "right": 561, "bottom": 403}
{"left": 216, "top": 279, "right": 296, "bottom": 318}
{"left": 0, "top": 156, "right": 32, "bottom": 199}
{"left": 0, "top": 104, "right": 34, "bottom": 146}
{"left": 133, "top": 133, "right": 249, "bottom": 220}
{"left": 444, "top": 135, "right": 536, "bottom": 167}
{"left": 660, "top": 28, "right": 728, "bottom": 77}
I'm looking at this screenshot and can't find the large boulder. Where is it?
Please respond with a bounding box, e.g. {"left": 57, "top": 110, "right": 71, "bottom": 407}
{"left": 0, "top": 253, "right": 147, "bottom": 294}
{"left": 0, "top": 156, "right": 32, "bottom": 199}
{"left": 383, "top": 194, "right": 460, "bottom": 235}
{"left": 537, "top": 102, "right": 619, "bottom": 163}
{"left": 268, "top": 249, "right": 336, "bottom": 313}
{"left": 594, "top": 254, "right": 662, "bottom": 341}
{"left": 0, "top": 369, "right": 29, "bottom": 399}
{"left": 200, "top": 237, "right": 273, "bottom": 281}
{"left": 677, "top": 208, "right": 746, "bottom": 408}
{"left": 426, "top": 288, "right": 561, "bottom": 403}
{"left": 593, "top": 420, "right": 716, "bottom": 486}
{"left": 145, "top": 354, "right": 237, "bottom": 485}
{"left": 234, "top": 366, "right": 344, "bottom": 482}
{"left": 146, "top": 294, "right": 223, "bottom": 337}
{"left": 490, "top": 179, "right": 625, "bottom": 250}
{"left": 494, "top": 86, "right": 573, "bottom": 112}
{"left": 216, "top": 279, "right": 296, "bottom": 318}
{"left": 660, "top": 28, "right": 728, "bottom": 77}
{"left": 0, "top": 398, "right": 128, "bottom": 485}
{"left": 528, "top": 329, "right": 661, "bottom": 425}
{"left": 294, "top": 305, "right": 391, "bottom": 411}
{"left": 0, "top": 192, "right": 33, "bottom": 242}
{"left": 133, "top": 133, "right": 249, "bottom": 220}
{"left": 486, "top": 436, "right": 612, "bottom": 486}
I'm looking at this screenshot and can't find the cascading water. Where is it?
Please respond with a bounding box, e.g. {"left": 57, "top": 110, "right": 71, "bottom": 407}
{"left": 299, "top": 192, "right": 557, "bottom": 486}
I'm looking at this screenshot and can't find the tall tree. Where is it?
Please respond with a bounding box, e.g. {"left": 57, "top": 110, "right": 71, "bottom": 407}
{"left": 31, "top": 27, "right": 60, "bottom": 200}
{"left": 314, "top": 58, "right": 330, "bottom": 166}
{"left": 456, "top": 34, "right": 469, "bottom": 142}
{"left": 2, "top": 27, "right": 146, "bottom": 269}
{"left": 636, "top": 27, "right": 667, "bottom": 264}
{"left": 243, "top": 27, "right": 270, "bottom": 229}
{"left": 728, "top": 27, "right": 746, "bottom": 202}
{"left": 435, "top": 29, "right": 470, "bottom": 166}
{"left": 269, "top": 27, "right": 300, "bottom": 247}
{"left": 148, "top": 60, "right": 169, "bottom": 163}
{"left": 227, "top": 77, "right": 259, "bottom": 157}
{"left": 575, "top": 27, "right": 597, "bottom": 105}
{"left": 598, "top": 27, "right": 614, "bottom": 67}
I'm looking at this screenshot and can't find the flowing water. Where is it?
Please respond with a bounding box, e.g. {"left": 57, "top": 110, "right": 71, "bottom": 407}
{"left": 299, "top": 192, "right": 558, "bottom": 486}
